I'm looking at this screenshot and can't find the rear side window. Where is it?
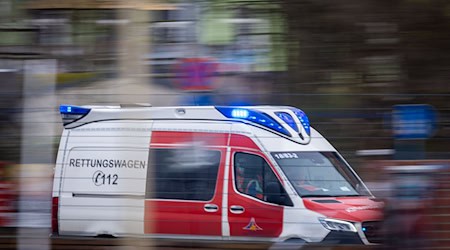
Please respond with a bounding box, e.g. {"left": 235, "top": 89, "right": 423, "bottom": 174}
{"left": 146, "top": 148, "right": 221, "bottom": 201}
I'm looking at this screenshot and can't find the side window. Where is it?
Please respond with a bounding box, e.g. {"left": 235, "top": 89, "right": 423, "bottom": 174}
{"left": 234, "top": 152, "right": 292, "bottom": 206}
{"left": 147, "top": 148, "right": 221, "bottom": 201}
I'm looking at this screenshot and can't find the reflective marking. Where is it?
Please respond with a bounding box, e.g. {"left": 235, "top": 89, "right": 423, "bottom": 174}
{"left": 221, "top": 146, "right": 231, "bottom": 237}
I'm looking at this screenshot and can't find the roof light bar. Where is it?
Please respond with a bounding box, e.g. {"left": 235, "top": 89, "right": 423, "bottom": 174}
{"left": 59, "top": 105, "right": 91, "bottom": 125}
{"left": 289, "top": 108, "right": 311, "bottom": 135}
{"left": 60, "top": 105, "right": 90, "bottom": 114}
{"left": 275, "top": 112, "right": 299, "bottom": 132}
{"left": 216, "top": 107, "right": 291, "bottom": 137}
{"left": 231, "top": 109, "right": 249, "bottom": 118}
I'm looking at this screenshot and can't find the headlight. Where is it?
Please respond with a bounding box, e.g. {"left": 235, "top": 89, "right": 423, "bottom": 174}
{"left": 318, "top": 218, "right": 357, "bottom": 232}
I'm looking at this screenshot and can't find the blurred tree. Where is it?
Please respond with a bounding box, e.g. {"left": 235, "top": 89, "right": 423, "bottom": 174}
{"left": 278, "top": 0, "right": 449, "bottom": 157}
{"left": 0, "top": 70, "right": 22, "bottom": 162}
{"left": 201, "top": 0, "right": 449, "bottom": 158}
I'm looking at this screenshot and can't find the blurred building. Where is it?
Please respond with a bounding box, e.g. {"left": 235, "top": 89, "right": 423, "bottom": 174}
{"left": 20, "top": 0, "right": 173, "bottom": 78}
{"left": 147, "top": 0, "right": 287, "bottom": 105}
{"left": 0, "top": 0, "right": 447, "bottom": 164}
{"left": 0, "top": 0, "right": 287, "bottom": 102}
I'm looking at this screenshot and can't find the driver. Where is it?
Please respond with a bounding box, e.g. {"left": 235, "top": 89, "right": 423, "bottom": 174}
{"left": 236, "top": 162, "right": 246, "bottom": 193}
{"left": 246, "top": 172, "right": 263, "bottom": 200}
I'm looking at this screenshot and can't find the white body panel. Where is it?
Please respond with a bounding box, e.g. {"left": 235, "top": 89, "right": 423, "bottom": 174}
{"left": 60, "top": 198, "right": 144, "bottom": 236}
{"left": 152, "top": 120, "right": 233, "bottom": 134}
{"left": 58, "top": 120, "right": 152, "bottom": 236}
{"left": 253, "top": 127, "right": 336, "bottom": 152}
{"left": 281, "top": 206, "right": 330, "bottom": 242}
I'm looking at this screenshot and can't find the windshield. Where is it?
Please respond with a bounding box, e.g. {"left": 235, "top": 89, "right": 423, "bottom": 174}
{"left": 271, "top": 152, "right": 371, "bottom": 197}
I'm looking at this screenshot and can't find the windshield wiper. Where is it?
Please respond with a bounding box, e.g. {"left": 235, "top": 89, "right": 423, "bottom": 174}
{"left": 301, "top": 194, "right": 336, "bottom": 198}
{"left": 301, "top": 194, "right": 363, "bottom": 198}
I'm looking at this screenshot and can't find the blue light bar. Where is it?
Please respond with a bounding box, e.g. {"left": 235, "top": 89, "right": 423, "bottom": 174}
{"left": 60, "top": 105, "right": 90, "bottom": 115}
{"left": 216, "top": 107, "right": 291, "bottom": 137}
{"left": 290, "top": 108, "right": 311, "bottom": 135}
{"left": 275, "top": 112, "right": 298, "bottom": 132}
{"left": 231, "top": 109, "right": 249, "bottom": 118}
{"left": 60, "top": 105, "right": 91, "bottom": 125}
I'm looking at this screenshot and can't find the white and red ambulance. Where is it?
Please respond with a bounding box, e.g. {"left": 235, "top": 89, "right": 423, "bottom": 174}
{"left": 52, "top": 105, "right": 383, "bottom": 244}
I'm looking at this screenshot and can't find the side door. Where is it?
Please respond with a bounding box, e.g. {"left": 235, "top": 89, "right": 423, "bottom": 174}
{"left": 145, "top": 131, "right": 227, "bottom": 237}
{"left": 227, "top": 150, "right": 293, "bottom": 238}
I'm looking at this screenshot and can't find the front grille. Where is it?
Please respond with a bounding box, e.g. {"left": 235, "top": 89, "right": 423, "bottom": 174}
{"left": 362, "top": 221, "right": 383, "bottom": 244}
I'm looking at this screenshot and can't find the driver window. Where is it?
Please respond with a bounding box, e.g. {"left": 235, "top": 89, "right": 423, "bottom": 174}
{"left": 234, "top": 152, "right": 292, "bottom": 206}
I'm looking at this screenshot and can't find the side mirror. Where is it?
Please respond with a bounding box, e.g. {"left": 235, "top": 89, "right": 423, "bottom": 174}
{"left": 265, "top": 182, "right": 283, "bottom": 205}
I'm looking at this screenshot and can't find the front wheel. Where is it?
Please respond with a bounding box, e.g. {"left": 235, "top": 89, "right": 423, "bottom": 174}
{"left": 268, "top": 238, "right": 307, "bottom": 250}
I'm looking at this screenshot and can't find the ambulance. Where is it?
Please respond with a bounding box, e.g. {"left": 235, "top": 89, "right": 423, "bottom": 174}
{"left": 52, "top": 104, "right": 383, "bottom": 244}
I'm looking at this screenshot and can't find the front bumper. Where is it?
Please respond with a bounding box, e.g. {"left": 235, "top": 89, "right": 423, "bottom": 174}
{"left": 321, "top": 231, "right": 364, "bottom": 245}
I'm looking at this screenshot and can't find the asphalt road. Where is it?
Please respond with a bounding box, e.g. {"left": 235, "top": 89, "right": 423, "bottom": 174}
{"left": 0, "top": 227, "right": 376, "bottom": 250}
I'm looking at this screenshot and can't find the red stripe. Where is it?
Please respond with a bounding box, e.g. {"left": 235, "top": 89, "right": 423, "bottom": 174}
{"left": 150, "top": 131, "right": 229, "bottom": 147}
{"left": 229, "top": 134, "right": 259, "bottom": 149}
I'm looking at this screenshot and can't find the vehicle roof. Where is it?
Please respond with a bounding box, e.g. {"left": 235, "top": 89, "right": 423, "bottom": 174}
{"left": 60, "top": 105, "right": 316, "bottom": 145}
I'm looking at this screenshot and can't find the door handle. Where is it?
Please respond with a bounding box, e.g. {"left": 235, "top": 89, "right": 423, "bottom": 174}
{"left": 204, "top": 204, "right": 218, "bottom": 213}
{"left": 230, "top": 205, "right": 245, "bottom": 214}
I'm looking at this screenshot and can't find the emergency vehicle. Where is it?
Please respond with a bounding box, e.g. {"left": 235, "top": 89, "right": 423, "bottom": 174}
{"left": 52, "top": 104, "right": 383, "bottom": 244}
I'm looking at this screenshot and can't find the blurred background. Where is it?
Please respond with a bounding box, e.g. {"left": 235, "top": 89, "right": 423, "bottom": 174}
{"left": 0, "top": 0, "right": 449, "bottom": 249}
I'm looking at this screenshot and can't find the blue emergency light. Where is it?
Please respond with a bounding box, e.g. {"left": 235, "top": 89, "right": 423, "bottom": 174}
{"left": 290, "top": 108, "right": 311, "bottom": 135}
{"left": 60, "top": 105, "right": 91, "bottom": 125}
{"left": 215, "top": 107, "right": 291, "bottom": 137}
{"left": 60, "top": 105, "right": 91, "bottom": 115}
{"left": 275, "top": 112, "right": 299, "bottom": 132}
{"left": 231, "top": 109, "right": 249, "bottom": 118}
